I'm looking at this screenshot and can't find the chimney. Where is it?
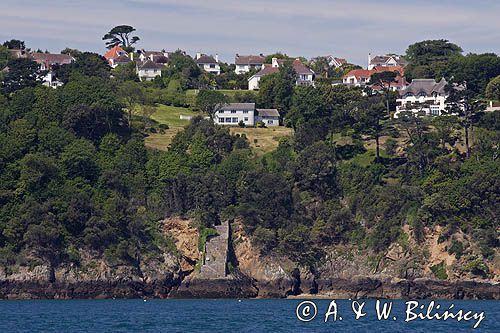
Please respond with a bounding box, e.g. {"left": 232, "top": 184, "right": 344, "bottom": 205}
{"left": 196, "top": 52, "right": 201, "bottom": 60}
{"left": 272, "top": 57, "right": 278, "bottom": 68}
{"left": 130, "top": 52, "right": 134, "bottom": 61}
{"left": 215, "top": 53, "right": 219, "bottom": 63}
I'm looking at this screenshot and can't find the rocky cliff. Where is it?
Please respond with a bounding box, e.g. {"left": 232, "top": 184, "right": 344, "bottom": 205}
{"left": 0, "top": 218, "right": 498, "bottom": 300}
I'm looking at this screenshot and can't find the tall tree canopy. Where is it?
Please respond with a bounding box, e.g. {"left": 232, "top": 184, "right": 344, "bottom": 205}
{"left": 405, "top": 40, "right": 462, "bottom": 80}
{"left": 3, "top": 39, "right": 25, "bottom": 50}
{"left": 102, "top": 25, "right": 140, "bottom": 51}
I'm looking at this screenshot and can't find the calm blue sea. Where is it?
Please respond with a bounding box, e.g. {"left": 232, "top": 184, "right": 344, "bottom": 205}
{"left": 0, "top": 299, "right": 498, "bottom": 332}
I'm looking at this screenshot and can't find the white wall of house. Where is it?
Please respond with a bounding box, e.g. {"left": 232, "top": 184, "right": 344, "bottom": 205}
{"left": 214, "top": 109, "right": 255, "bottom": 126}
{"left": 199, "top": 63, "right": 221, "bottom": 75}
{"left": 395, "top": 95, "right": 448, "bottom": 118}
{"left": 255, "top": 116, "right": 279, "bottom": 126}
{"left": 343, "top": 75, "right": 369, "bottom": 86}
{"left": 42, "top": 72, "right": 63, "bottom": 89}
{"left": 248, "top": 76, "right": 261, "bottom": 90}
{"left": 138, "top": 68, "right": 162, "bottom": 81}
{"left": 235, "top": 64, "right": 263, "bottom": 74}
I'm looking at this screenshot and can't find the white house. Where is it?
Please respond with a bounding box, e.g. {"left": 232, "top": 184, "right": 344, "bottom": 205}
{"left": 368, "top": 54, "right": 408, "bottom": 70}
{"left": 395, "top": 78, "right": 450, "bottom": 118}
{"left": 42, "top": 71, "right": 63, "bottom": 89}
{"left": 248, "top": 58, "right": 315, "bottom": 90}
{"left": 136, "top": 60, "right": 164, "bottom": 81}
{"left": 214, "top": 103, "right": 255, "bottom": 126}
{"left": 342, "top": 66, "right": 405, "bottom": 90}
{"left": 195, "top": 53, "right": 220, "bottom": 75}
{"left": 255, "top": 109, "right": 280, "bottom": 126}
{"left": 234, "top": 54, "right": 265, "bottom": 74}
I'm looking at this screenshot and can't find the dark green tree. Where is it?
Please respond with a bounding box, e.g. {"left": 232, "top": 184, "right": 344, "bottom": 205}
{"left": 102, "top": 25, "right": 140, "bottom": 51}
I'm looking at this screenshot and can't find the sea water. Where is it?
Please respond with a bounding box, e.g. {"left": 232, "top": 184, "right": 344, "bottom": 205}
{"left": 0, "top": 299, "right": 498, "bottom": 332}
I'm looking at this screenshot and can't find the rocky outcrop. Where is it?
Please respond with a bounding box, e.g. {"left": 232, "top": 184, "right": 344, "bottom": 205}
{"left": 0, "top": 252, "right": 182, "bottom": 299}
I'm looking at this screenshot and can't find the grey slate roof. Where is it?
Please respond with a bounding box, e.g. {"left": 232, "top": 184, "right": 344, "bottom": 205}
{"left": 196, "top": 55, "right": 217, "bottom": 64}
{"left": 235, "top": 54, "right": 265, "bottom": 65}
{"left": 138, "top": 60, "right": 164, "bottom": 70}
{"left": 399, "top": 78, "right": 448, "bottom": 97}
{"left": 219, "top": 103, "right": 255, "bottom": 111}
{"left": 256, "top": 109, "right": 280, "bottom": 117}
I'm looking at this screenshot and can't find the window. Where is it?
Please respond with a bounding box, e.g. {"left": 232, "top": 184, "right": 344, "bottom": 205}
{"left": 268, "top": 120, "right": 272, "bottom": 124}
{"left": 243, "top": 110, "right": 248, "bottom": 114}
{"left": 226, "top": 118, "right": 232, "bottom": 122}
{"left": 219, "top": 110, "right": 224, "bottom": 114}
{"left": 231, "top": 110, "right": 236, "bottom": 114}
{"left": 220, "top": 118, "right": 225, "bottom": 123}
{"left": 244, "top": 117, "right": 248, "bottom": 121}
{"left": 232, "top": 117, "right": 238, "bottom": 123}
{"left": 210, "top": 64, "right": 215, "bottom": 68}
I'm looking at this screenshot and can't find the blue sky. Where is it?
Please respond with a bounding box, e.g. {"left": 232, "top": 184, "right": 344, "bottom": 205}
{"left": 1, "top": 0, "right": 499, "bottom": 66}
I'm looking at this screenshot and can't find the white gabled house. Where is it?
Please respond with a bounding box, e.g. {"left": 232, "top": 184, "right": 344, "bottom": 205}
{"left": 195, "top": 53, "right": 221, "bottom": 75}
{"left": 136, "top": 60, "right": 164, "bottom": 81}
{"left": 213, "top": 103, "right": 281, "bottom": 127}
{"left": 234, "top": 54, "right": 265, "bottom": 74}
{"left": 395, "top": 78, "right": 452, "bottom": 117}
{"left": 368, "top": 53, "right": 408, "bottom": 70}
{"left": 214, "top": 103, "right": 255, "bottom": 126}
{"left": 248, "top": 58, "right": 315, "bottom": 90}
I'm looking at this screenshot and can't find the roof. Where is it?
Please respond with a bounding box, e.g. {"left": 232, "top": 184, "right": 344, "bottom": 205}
{"left": 142, "top": 50, "right": 164, "bottom": 57}
{"left": 370, "top": 54, "right": 408, "bottom": 67}
{"left": 252, "top": 59, "right": 314, "bottom": 77}
{"left": 138, "top": 60, "right": 165, "bottom": 70}
{"left": 31, "top": 53, "right": 74, "bottom": 65}
{"left": 256, "top": 109, "right": 280, "bottom": 117}
{"left": 196, "top": 55, "right": 217, "bottom": 64}
{"left": 292, "top": 59, "right": 314, "bottom": 75}
{"left": 114, "top": 54, "right": 131, "bottom": 63}
{"left": 235, "top": 54, "right": 265, "bottom": 65}
{"left": 104, "top": 46, "right": 126, "bottom": 60}
{"left": 254, "top": 64, "right": 280, "bottom": 77}
{"left": 219, "top": 103, "right": 255, "bottom": 111}
{"left": 344, "top": 66, "right": 404, "bottom": 79}
{"left": 399, "top": 78, "right": 448, "bottom": 96}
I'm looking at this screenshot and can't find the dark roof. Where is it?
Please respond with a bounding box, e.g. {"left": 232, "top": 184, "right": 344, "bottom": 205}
{"left": 399, "top": 78, "right": 448, "bottom": 96}
{"left": 142, "top": 50, "right": 164, "bottom": 57}
{"left": 138, "top": 60, "right": 164, "bottom": 70}
{"left": 154, "top": 55, "right": 169, "bottom": 64}
{"left": 256, "top": 109, "right": 280, "bottom": 117}
{"left": 252, "top": 59, "right": 314, "bottom": 77}
{"left": 31, "top": 53, "right": 74, "bottom": 65}
{"left": 196, "top": 55, "right": 217, "bottom": 64}
{"left": 219, "top": 103, "right": 255, "bottom": 111}
{"left": 292, "top": 59, "right": 314, "bottom": 75}
{"left": 253, "top": 65, "right": 280, "bottom": 77}
{"left": 115, "top": 54, "right": 131, "bottom": 63}
{"left": 235, "top": 54, "right": 265, "bottom": 65}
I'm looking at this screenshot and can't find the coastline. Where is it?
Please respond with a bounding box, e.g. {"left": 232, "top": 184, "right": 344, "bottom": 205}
{"left": 1, "top": 277, "right": 498, "bottom": 300}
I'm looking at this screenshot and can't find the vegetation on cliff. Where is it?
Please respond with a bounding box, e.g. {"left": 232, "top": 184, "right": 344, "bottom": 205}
{"left": 0, "top": 39, "right": 498, "bottom": 281}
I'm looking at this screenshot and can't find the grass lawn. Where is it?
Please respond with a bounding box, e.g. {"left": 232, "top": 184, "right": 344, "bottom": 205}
{"left": 138, "top": 104, "right": 200, "bottom": 151}
{"left": 230, "top": 127, "right": 294, "bottom": 156}
{"left": 186, "top": 89, "right": 257, "bottom": 99}
{"left": 148, "top": 104, "right": 199, "bottom": 127}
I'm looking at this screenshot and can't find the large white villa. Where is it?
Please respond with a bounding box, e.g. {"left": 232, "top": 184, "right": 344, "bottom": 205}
{"left": 213, "top": 103, "right": 280, "bottom": 126}
{"left": 395, "top": 78, "right": 450, "bottom": 118}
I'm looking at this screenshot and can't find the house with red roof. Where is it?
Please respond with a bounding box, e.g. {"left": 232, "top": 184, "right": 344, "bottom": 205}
{"left": 342, "top": 66, "right": 405, "bottom": 91}
{"left": 248, "top": 57, "right": 315, "bottom": 90}
{"left": 104, "top": 46, "right": 129, "bottom": 68}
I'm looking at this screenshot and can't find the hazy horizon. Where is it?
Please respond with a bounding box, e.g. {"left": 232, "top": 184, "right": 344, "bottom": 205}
{"left": 1, "top": 0, "right": 499, "bottom": 66}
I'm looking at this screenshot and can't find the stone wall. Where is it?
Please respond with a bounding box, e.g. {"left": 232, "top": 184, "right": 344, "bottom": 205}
{"left": 199, "top": 221, "right": 229, "bottom": 279}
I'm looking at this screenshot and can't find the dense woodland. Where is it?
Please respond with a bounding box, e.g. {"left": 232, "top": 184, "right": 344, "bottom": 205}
{"left": 0, "top": 39, "right": 498, "bottom": 276}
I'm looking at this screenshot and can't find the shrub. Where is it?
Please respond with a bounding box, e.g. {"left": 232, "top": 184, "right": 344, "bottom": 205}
{"left": 430, "top": 261, "right": 448, "bottom": 280}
